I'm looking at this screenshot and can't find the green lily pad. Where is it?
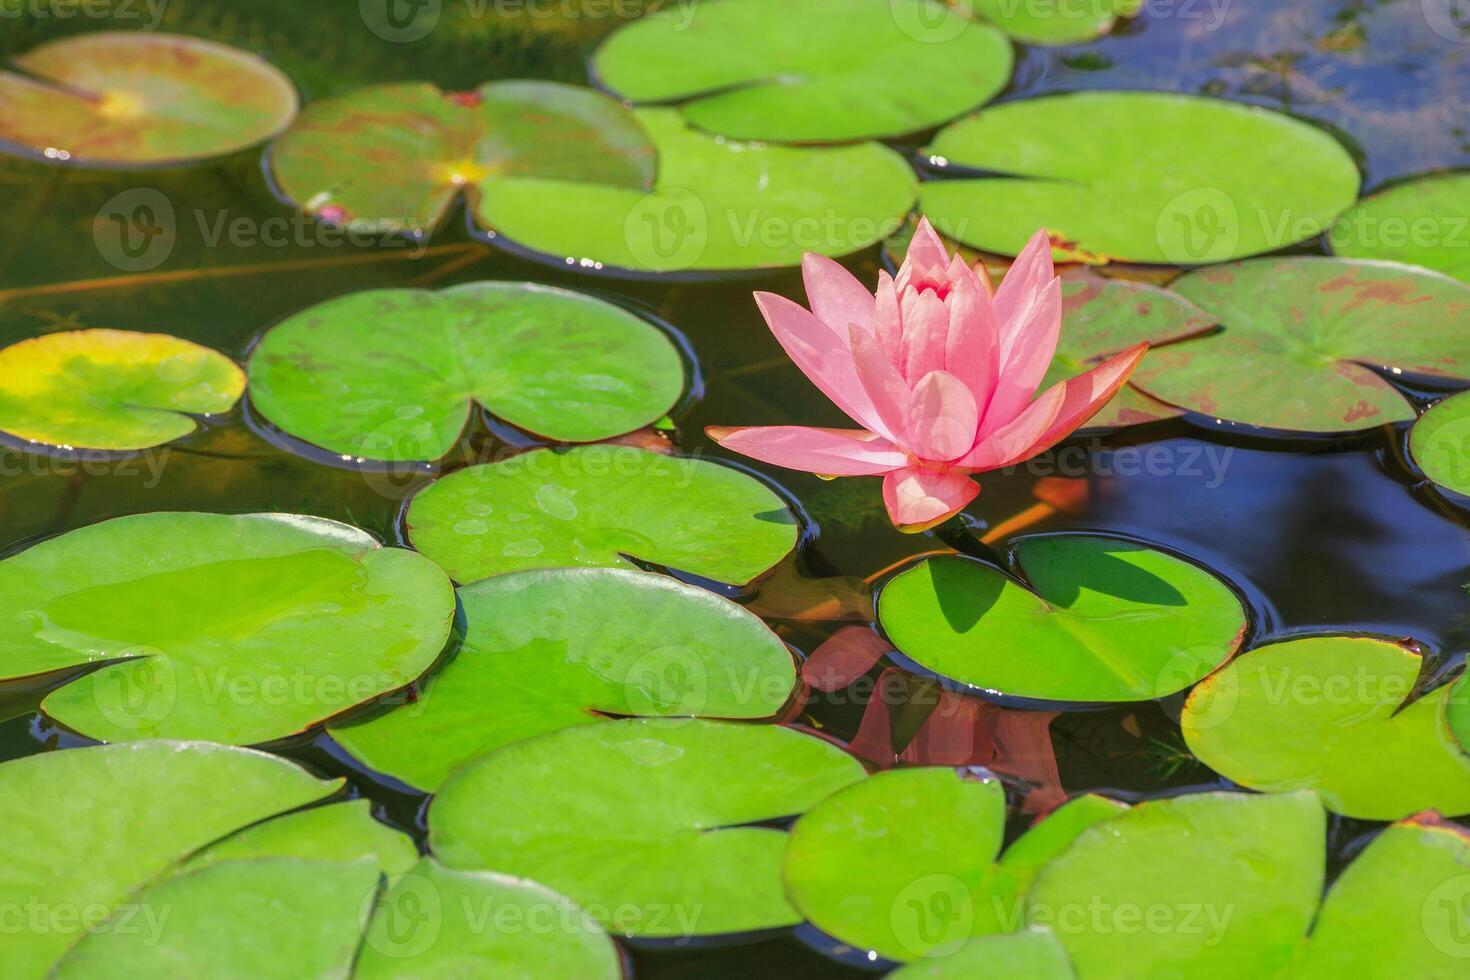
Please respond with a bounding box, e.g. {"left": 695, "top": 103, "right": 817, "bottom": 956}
{"left": 1330, "top": 172, "right": 1470, "bottom": 284}
{"left": 247, "top": 283, "right": 684, "bottom": 461}
{"left": 270, "top": 80, "right": 654, "bottom": 235}
{"left": 1026, "top": 791, "right": 1325, "bottom": 979}
{"left": 0, "top": 32, "right": 298, "bottom": 165}
{"left": 405, "top": 445, "right": 798, "bottom": 586}
{"left": 1450, "top": 674, "right": 1470, "bottom": 754}
{"left": 0, "top": 512, "right": 454, "bottom": 744}
{"left": 591, "top": 0, "right": 1013, "bottom": 142}
{"left": 961, "top": 0, "right": 1140, "bottom": 44}
{"left": 922, "top": 92, "right": 1359, "bottom": 264}
{"left": 52, "top": 858, "right": 380, "bottom": 980}
{"left": 184, "top": 800, "right": 418, "bottom": 877}
{"left": 890, "top": 930, "right": 1075, "bottom": 979}
{"left": 430, "top": 718, "right": 867, "bottom": 937}
{"left": 334, "top": 567, "right": 796, "bottom": 790}
{"left": 877, "top": 535, "right": 1247, "bottom": 702}
{"left": 1133, "top": 258, "right": 1470, "bottom": 431}
{"left": 356, "top": 858, "right": 623, "bottom": 978}
{"left": 1293, "top": 815, "right": 1470, "bottom": 978}
{"left": 0, "top": 741, "right": 340, "bottom": 979}
{"left": 1181, "top": 636, "right": 1470, "bottom": 820}
{"left": 0, "top": 330, "right": 245, "bottom": 452}
{"left": 1410, "top": 389, "right": 1470, "bottom": 497}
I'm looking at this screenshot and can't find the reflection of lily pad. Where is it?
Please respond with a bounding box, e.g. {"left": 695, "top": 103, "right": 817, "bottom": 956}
{"left": 333, "top": 567, "right": 797, "bottom": 790}
{"left": 406, "top": 445, "right": 798, "bottom": 586}
{"left": 0, "top": 330, "right": 244, "bottom": 451}
{"left": 1132, "top": 258, "right": 1470, "bottom": 432}
{"left": 1181, "top": 636, "right": 1470, "bottom": 820}
{"left": 891, "top": 930, "right": 1074, "bottom": 979}
{"left": 0, "top": 32, "right": 298, "bottom": 165}
{"left": 185, "top": 800, "right": 417, "bottom": 876}
{"left": 1410, "top": 389, "right": 1470, "bottom": 497}
{"left": 0, "top": 741, "right": 340, "bottom": 979}
{"left": 0, "top": 512, "right": 454, "bottom": 744}
{"left": 922, "top": 92, "right": 1359, "bottom": 264}
{"left": 1330, "top": 172, "right": 1470, "bottom": 284}
{"left": 247, "top": 283, "right": 684, "bottom": 461}
{"left": 878, "top": 535, "right": 1246, "bottom": 702}
{"left": 592, "top": 0, "right": 1012, "bottom": 142}
{"left": 431, "top": 718, "right": 866, "bottom": 937}
{"left": 962, "top": 0, "right": 1140, "bottom": 44}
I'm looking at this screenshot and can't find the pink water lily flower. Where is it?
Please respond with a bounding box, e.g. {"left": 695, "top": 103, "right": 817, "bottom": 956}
{"left": 708, "top": 219, "right": 1148, "bottom": 532}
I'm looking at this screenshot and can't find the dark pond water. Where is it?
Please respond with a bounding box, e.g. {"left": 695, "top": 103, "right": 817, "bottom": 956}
{"left": 1, "top": 1, "right": 1468, "bottom": 976}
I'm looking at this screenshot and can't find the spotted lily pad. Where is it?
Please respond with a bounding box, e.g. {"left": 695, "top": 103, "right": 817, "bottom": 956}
{"left": 0, "top": 330, "right": 244, "bottom": 451}
{"left": 922, "top": 92, "right": 1359, "bottom": 264}
{"left": 890, "top": 930, "right": 1075, "bottom": 979}
{"left": 184, "top": 800, "right": 417, "bottom": 877}
{"left": 431, "top": 718, "right": 867, "bottom": 937}
{"left": 0, "top": 512, "right": 454, "bottom": 744}
{"left": 878, "top": 535, "right": 1247, "bottom": 702}
{"left": 1181, "top": 636, "right": 1470, "bottom": 820}
{"left": 1132, "top": 258, "right": 1470, "bottom": 431}
{"left": 1410, "top": 389, "right": 1470, "bottom": 497}
{"left": 406, "top": 445, "right": 799, "bottom": 585}
{"left": 332, "top": 567, "right": 797, "bottom": 790}
{"left": 247, "top": 283, "right": 684, "bottom": 461}
{"left": 1330, "top": 172, "right": 1470, "bottom": 284}
{"left": 0, "top": 32, "right": 297, "bottom": 165}
{"left": 591, "top": 0, "right": 1013, "bottom": 142}
{"left": 961, "top": 0, "right": 1141, "bottom": 44}
{"left": 0, "top": 741, "right": 340, "bottom": 979}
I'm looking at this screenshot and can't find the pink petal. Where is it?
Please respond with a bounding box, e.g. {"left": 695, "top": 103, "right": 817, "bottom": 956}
{"left": 707, "top": 425, "right": 907, "bottom": 476}
{"left": 901, "top": 290, "right": 950, "bottom": 382}
{"left": 801, "top": 253, "right": 875, "bottom": 335}
{"left": 977, "top": 275, "right": 1062, "bottom": 438}
{"left": 943, "top": 271, "right": 1000, "bottom": 411}
{"left": 802, "top": 626, "right": 893, "bottom": 692}
{"left": 901, "top": 217, "right": 951, "bottom": 280}
{"left": 994, "top": 227, "right": 1056, "bottom": 359}
{"left": 849, "top": 324, "right": 915, "bottom": 447}
{"left": 873, "top": 271, "right": 905, "bottom": 367}
{"left": 882, "top": 467, "right": 980, "bottom": 531}
{"left": 959, "top": 382, "right": 1067, "bottom": 471}
{"left": 1026, "top": 343, "right": 1150, "bottom": 455}
{"left": 755, "top": 292, "right": 892, "bottom": 440}
{"left": 906, "top": 370, "right": 979, "bottom": 462}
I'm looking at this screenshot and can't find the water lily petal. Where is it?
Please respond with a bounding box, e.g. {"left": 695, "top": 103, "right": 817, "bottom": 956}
{"left": 1026, "top": 343, "right": 1150, "bottom": 455}
{"left": 899, "top": 217, "right": 950, "bottom": 286}
{"left": 978, "top": 274, "right": 1062, "bottom": 437}
{"left": 901, "top": 290, "right": 951, "bottom": 382}
{"left": 907, "top": 370, "right": 979, "bottom": 461}
{"left": 882, "top": 467, "right": 980, "bottom": 531}
{"left": 943, "top": 271, "right": 1000, "bottom": 411}
{"left": 994, "top": 227, "right": 1055, "bottom": 359}
{"left": 960, "top": 381, "right": 1067, "bottom": 471}
{"left": 802, "top": 253, "right": 874, "bottom": 335}
{"left": 849, "top": 324, "right": 915, "bottom": 447}
{"left": 874, "top": 270, "right": 905, "bottom": 367}
{"left": 708, "top": 425, "right": 907, "bottom": 476}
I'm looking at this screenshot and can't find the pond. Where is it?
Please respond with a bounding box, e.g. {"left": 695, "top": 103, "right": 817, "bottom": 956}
{"left": 0, "top": 1, "right": 1468, "bottom": 977}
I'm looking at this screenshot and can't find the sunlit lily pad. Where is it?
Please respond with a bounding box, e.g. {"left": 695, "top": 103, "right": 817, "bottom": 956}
{"left": 922, "top": 92, "right": 1359, "bottom": 264}
{"left": 184, "top": 800, "right": 417, "bottom": 876}
{"left": 878, "top": 535, "right": 1246, "bottom": 702}
{"left": 0, "top": 512, "right": 454, "bottom": 744}
{"left": 333, "top": 567, "right": 797, "bottom": 790}
{"left": 247, "top": 283, "right": 684, "bottom": 461}
{"left": 1410, "top": 389, "right": 1470, "bottom": 497}
{"left": 961, "top": 0, "right": 1140, "bottom": 44}
{"left": 1026, "top": 791, "right": 1324, "bottom": 979}
{"left": 0, "top": 330, "right": 244, "bottom": 451}
{"left": 406, "top": 445, "right": 798, "bottom": 585}
{"left": 1330, "top": 172, "right": 1470, "bottom": 284}
{"left": 890, "top": 930, "right": 1074, "bottom": 979}
{"left": 0, "top": 32, "right": 297, "bottom": 165}
{"left": 591, "top": 0, "right": 1013, "bottom": 142}
{"left": 1181, "top": 636, "right": 1470, "bottom": 820}
{"left": 0, "top": 741, "right": 340, "bottom": 979}
{"left": 431, "top": 718, "right": 867, "bottom": 937}
{"left": 1132, "top": 258, "right": 1470, "bottom": 431}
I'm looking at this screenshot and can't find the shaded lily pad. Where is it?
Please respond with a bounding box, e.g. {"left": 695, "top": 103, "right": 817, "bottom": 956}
{"left": 333, "top": 567, "right": 798, "bottom": 790}
{"left": 878, "top": 535, "right": 1246, "bottom": 702}
{"left": 247, "top": 282, "right": 684, "bottom": 461}
{"left": 1132, "top": 258, "right": 1470, "bottom": 432}
{"left": 1410, "top": 389, "right": 1470, "bottom": 497}
{"left": 430, "top": 718, "right": 867, "bottom": 937}
{"left": 1026, "top": 791, "right": 1324, "bottom": 979}
{"left": 1181, "top": 635, "right": 1470, "bottom": 820}
{"left": 922, "top": 92, "right": 1359, "bottom": 264}
{"left": 0, "top": 512, "right": 454, "bottom": 744}
{"left": 0, "top": 330, "right": 244, "bottom": 451}
{"left": 0, "top": 741, "right": 340, "bottom": 979}
{"left": 1330, "top": 172, "right": 1470, "bottom": 284}
{"left": 591, "top": 0, "right": 1013, "bottom": 142}
{"left": 890, "top": 930, "right": 1075, "bottom": 979}
{"left": 406, "top": 445, "right": 798, "bottom": 586}
{"left": 962, "top": 0, "right": 1140, "bottom": 44}
{"left": 0, "top": 32, "right": 298, "bottom": 166}
{"left": 185, "top": 800, "right": 417, "bottom": 877}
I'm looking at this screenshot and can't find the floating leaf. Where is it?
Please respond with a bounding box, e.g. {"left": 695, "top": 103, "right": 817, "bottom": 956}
{"left": 405, "top": 445, "right": 798, "bottom": 586}
{"left": 0, "top": 32, "right": 298, "bottom": 165}
{"left": 890, "top": 930, "right": 1075, "bottom": 979}
{"left": 332, "top": 567, "right": 797, "bottom": 790}
{"left": 922, "top": 92, "right": 1359, "bottom": 264}
{"left": 1330, "top": 172, "right": 1470, "bottom": 284}
{"left": 0, "top": 512, "right": 454, "bottom": 744}
{"left": 430, "top": 718, "right": 867, "bottom": 937}
{"left": 1410, "top": 389, "right": 1470, "bottom": 497}
{"left": 878, "top": 535, "right": 1246, "bottom": 702}
{"left": 184, "top": 800, "right": 417, "bottom": 877}
{"left": 0, "top": 742, "right": 339, "bottom": 979}
{"left": 961, "top": 0, "right": 1140, "bottom": 44}
{"left": 0, "top": 330, "right": 244, "bottom": 451}
{"left": 591, "top": 0, "right": 1013, "bottom": 142}
{"left": 1181, "top": 636, "right": 1470, "bottom": 820}
{"left": 247, "top": 282, "right": 684, "bottom": 461}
